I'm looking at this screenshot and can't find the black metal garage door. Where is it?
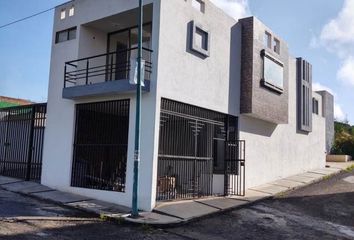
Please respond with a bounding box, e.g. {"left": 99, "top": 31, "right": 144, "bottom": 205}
{"left": 0, "top": 104, "right": 47, "bottom": 181}
{"left": 70, "top": 100, "right": 130, "bottom": 192}
{"left": 157, "top": 99, "right": 230, "bottom": 201}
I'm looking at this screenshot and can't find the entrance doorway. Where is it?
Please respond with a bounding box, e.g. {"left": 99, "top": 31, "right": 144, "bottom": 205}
{"left": 156, "top": 98, "right": 244, "bottom": 201}
{"left": 70, "top": 100, "right": 130, "bottom": 192}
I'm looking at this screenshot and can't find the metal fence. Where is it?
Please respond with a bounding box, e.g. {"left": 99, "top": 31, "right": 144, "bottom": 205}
{"left": 64, "top": 47, "right": 153, "bottom": 88}
{"left": 224, "top": 140, "right": 246, "bottom": 196}
{"left": 157, "top": 99, "right": 246, "bottom": 201}
{"left": 0, "top": 104, "right": 47, "bottom": 181}
{"left": 157, "top": 99, "right": 228, "bottom": 201}
{"left": 71, "top": 100, "right": 130, "bottom": 192}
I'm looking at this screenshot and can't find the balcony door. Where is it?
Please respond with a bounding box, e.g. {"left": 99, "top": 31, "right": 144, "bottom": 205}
{"left": 107, "top": 23, "right": 152, "bottom": 81}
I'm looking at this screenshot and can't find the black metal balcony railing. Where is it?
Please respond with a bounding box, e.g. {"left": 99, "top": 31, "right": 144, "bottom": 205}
{"left": 64, "top": 47, "right": 153, "bottom": 88}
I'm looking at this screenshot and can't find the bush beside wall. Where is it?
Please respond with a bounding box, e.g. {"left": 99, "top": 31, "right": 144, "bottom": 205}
{"left": 331, "top": 121, "right": 354, "bottom": 158}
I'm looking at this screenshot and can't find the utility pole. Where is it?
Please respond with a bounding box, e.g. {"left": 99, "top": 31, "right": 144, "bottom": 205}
{"left": 131, "top": 0, "right": 143, "bottom": 218}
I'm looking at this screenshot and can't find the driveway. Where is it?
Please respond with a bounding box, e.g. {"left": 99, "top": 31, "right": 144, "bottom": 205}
{"left": 1, "top": 169, "right": 354, "bottom": 239}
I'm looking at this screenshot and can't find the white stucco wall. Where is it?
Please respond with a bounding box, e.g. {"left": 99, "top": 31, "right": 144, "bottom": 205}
{"left": 42, "top": 0, "right": 328, "bottom": 211}
{"left": 42, "top": 0, "right": 161, "bottom": 211}
{"left": 156, "top": 0, "right": 240, "bottom": 116}
{"left": 239, "top": 57, "right": 326, "bottom": 189}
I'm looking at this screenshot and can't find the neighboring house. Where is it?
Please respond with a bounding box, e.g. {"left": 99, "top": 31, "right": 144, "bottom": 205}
{"left": 41, "top": 0, "right": 334, "bottom": 211}
{"left": 0, "top": 96, "right": 33, "bottom": 108}
{"left": 0, "top": 97, "right": 46, "bottom": 181}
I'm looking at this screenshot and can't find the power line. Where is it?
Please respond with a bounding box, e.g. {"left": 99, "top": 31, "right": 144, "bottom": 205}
{"left": 0, "top": 7, "right": 55, "bottom": 29}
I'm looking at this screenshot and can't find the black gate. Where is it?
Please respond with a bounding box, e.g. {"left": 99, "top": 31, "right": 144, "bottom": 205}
{"left": 157, "top": 99, "right": 242, "bottom": 201}
{"left": 157, "top": 99, "right": 246, "bottom": 201}
{"left": 224, "top": 140, "right": 246, "bottom": 196}
{"left": 0, "top": 104, "right": 47, "bottom": 181}
{"left": 71, "top": 100, "right": 129, "bottom": 192}
{"left": 157, "top": 112, "right": 217, "bottom": 200}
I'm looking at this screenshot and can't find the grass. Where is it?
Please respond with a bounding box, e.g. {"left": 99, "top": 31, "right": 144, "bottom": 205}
{"left": 345, "top": 164, "right": 354, "bottom": 172}
{"left": 275, "top": 191, "right": 287, "bottom": 198}
{"left": 99, "top": 213, "right": 109, "bottom": 221}
{"left": 322, "top": 174, "right": 333, "bottom": 180}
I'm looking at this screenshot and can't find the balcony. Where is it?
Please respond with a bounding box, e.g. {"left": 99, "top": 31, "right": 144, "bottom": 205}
{"left": 62, "top": 47, "right": 152, "bottom": 99}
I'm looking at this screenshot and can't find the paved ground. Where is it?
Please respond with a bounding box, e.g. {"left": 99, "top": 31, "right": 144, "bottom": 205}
{"left": 0, "top": 190, "right": 179, "bottom": 240}
{"left": 1, "top": 169, "right": 354, "bottom": 239}
{"left": 167, "top": 169, "right": 354, "bottom": 240}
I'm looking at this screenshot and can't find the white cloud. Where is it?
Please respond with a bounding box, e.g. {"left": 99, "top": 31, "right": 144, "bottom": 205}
{"left": 209, "top": 0, "right": 250, "bottom": 20}
{"left": 337, "top": 56, "right": 354, "bottom": 86}
{"left": 334, "top": 103, "right": 346, "bottom": 122}
{"left": 313, "top": 0, "right": 354, "bottom": 118}
{"left": 312, "top": 82, "right": 335, "bottom": 96}
{"left": 318, "top": 0, "right": 354, "bottom": 58}
{"left": 312, "top": 82, "right": 348, "bottom": 121}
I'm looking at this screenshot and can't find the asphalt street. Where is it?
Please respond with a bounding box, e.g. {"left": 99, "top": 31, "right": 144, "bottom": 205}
{"left": 1, "top": 169, "right": 354, "bottom": 240}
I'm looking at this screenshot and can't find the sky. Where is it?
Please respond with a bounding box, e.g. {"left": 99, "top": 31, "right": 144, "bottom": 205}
{"left": 0, "top": 0, "right": 353, "bottom": 123}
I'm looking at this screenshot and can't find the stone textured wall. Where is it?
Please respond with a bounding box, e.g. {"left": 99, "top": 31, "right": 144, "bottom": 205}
{"left": 240, "top": 17, "right": 253, "bottom": 114}
{"left": 317, "top": 90, "right": 334, "bottom": 153}
{"left": 239, "top": 17, "right": 289, "bottom": 124}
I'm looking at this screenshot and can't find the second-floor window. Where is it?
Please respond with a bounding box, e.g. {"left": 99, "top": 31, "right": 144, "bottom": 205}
{"left": 192, "top": 0, "right": 205, "bottom": 13}
{"left": 312, "top": 98, "right": 319, "bottom": 115}
{"left": 69, "top": 6, "right": 75, "bottom": 16}
{"left": 60, "top": 9, "right": 66, "bottom": 20}
{"left": 55, "top": 27, "right": 77, "bottom": 44}
{"left": 190, "top": 21, "right": 210, "bottom": 57}
{"left": 264, "top": 31, "right": 271, "bottom": 49}
{"left": 195, "top": 27, "right": 208, "bottom": 51}
{"left": 273, "top": 38, "right": 280, "bottom": 54}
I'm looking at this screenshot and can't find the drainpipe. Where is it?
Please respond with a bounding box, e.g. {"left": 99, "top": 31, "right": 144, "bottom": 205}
{"left": 131, "top": 0, "right": 143, "bottom": 218}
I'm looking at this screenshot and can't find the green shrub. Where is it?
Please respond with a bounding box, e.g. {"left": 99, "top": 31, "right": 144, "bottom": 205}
{"left": 332, "top": 121, "right": 354, "bottom": 158}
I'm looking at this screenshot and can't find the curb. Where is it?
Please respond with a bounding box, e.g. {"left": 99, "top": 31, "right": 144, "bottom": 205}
{"left": 0, "top": 163, "right": 353, "bottom": 227}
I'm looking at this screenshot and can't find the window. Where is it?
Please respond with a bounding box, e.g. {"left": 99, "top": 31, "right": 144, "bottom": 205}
{"left": 264, "top": 31, "right": 272, "bottom": 48}
{"left": 297, "top": 58, "right": 312, "bottom": 132}
{"left": 195, "top": 28, "right": 208, "bottom": 51}
{"left": 273, "top": 38, "right": 280, "bottom": 54}
{"left": 69, "top": 6, "right": 75, "bottom": 16}
{"left": 190, "top": 21, "right": 210, "bottom": 57}
{"left": 68, "top": 28, "right": 76, "bottom": 40}
{"left": 60, "top": 9, "right": 66, "bottom": 20}
{"left": 261, "top": 50, "right": 284, "bottom": 93}
{"left": 192, "top": 0, "right": 205, "bottom": 13}
{"left": 55, "top": 27, "right": 77, "bottom": 43}
{"left": 312, "top": 98, "right": 319, "bottom": 115}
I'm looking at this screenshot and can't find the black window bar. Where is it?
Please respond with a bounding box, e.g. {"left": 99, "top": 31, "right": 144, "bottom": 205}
{"left": 224, "top": 140, "right": 246, "bottom": 196}
{"left": 64, "top": 47, "right": 153, "bottom": 88}
{"left": 71, "top": 100, "right": 130, "bottom": 192}
{"left": 157, "top": 98, "right": 244, "bottom": 201}
{"left": 0, "top": 104, "right": 47, "bottom": 182}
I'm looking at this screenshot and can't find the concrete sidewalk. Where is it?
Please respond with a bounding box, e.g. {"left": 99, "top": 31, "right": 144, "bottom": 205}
{"left": 0, "top": 161, "right": 353, "bottom": 226}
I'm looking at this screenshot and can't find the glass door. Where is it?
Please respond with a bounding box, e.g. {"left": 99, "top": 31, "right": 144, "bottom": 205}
{"left": 108, "top": 23, "right": 152, "bottom": 81}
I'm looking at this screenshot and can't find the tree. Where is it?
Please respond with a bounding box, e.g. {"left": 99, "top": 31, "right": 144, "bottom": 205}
{"left": 332, "top": 121, "right": 354, "bottom": 157}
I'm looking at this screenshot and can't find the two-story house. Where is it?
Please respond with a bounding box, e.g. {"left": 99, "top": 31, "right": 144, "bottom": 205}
{"left": 41, "top": 0, "right": 334, "bottom": 211}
